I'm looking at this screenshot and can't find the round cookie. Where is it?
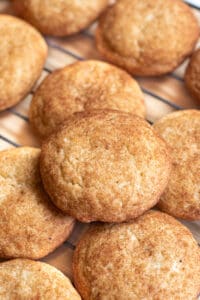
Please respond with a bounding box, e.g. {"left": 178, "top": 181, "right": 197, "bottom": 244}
{"left": 40, "top": 110, "right": 171, "bottom": 223}
{"left": 0, "top": 15, "right": 47, "bottom": 111}
{"left": 96, "top": 0, "right": 199, "bottom": 76}
{"left": 0, "top": 259, "right": 81, "bottom": 299}
{"left": 73, "top": 210, "right": 200, "bottom": 300}
{"left": 29, "top": 60, "right": 146, "bottom": 138}
{"left": 12, "top": 0, "right": 108, "bottom": 36}
{"left": 185, "top": 49, "right": 200, "bottom": 103}
{"left": 154, "top": 110, "right": 200, "bottom": 220}
{"left": 0, "top": 147, "right": 75, "bottom": 259}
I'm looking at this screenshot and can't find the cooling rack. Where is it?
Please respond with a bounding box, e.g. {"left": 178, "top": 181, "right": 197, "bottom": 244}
{"left": 0, "top": 0, "right": 199, "bottom": 279}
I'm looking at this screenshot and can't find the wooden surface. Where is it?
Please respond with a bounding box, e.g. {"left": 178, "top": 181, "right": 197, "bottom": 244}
{"left": 0, "top": 0, "right": 200, "bottom": 281}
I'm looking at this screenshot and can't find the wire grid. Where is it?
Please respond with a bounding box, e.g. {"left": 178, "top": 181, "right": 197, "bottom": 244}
{"left": 0, "top": 0, "right": 200, "bottom": 277}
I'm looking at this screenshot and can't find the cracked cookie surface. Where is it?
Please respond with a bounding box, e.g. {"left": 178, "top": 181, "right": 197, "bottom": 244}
{"left": 40, "top": 110, "right": 171, "bottom": 222}
{"left": 0, "top": 147, "right": 74, "bottom": 259}
{"left": 12, "top": 0, "right": 108, "bottom": 36}
{"left": 185, "top": 49, "right": 200, "bottom": 103}
{"left": 154, "top": 110, "right": 200, "bottom": 220}
{"left": 0, "top": 14, "right": 47, "bottom": 111}
{"left": 30, "top": 60, "right": 145, "bottom": 138}
{"left": 0, "top": 259, "right": 81, "bottom": 299}
{"left": 96, "top": 0, "right": 199, "bottom": 76}
{"left": 73, "top": 210, "right": 200, "bottom": 300}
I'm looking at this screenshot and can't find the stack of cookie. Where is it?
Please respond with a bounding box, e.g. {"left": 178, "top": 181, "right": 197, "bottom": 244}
{"left": 0, "top": 0, "right": 200, "bottom": 299}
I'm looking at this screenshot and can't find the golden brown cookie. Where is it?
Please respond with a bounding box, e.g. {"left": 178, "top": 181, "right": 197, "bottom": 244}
{"left": 73, "top": 210, "right": 200, "bottom": 300}
{"left": 29, "top": 60, "right": 146, "bottom": 138}
{"left": 185, "top": 49, "right": 200, "bottom": 103}
{"left": 40, "top": 110, "right": 171, "bottom": 223}
{"left": 154, "top": 110, "right": 200, "bottom": 220}
{"left": 12, "top": 0, "right": 108, "bottom": 36}
{"left": 0, "top": 259, "right": 81, "bottom": 299}
{"left": 0, "top": 147, "right": 75, "bottom": 259}
{"left": 0, "top": 14, "right": 47, "bottom": 111}
{"left": 96, "top": 0, "right": 199, "bottom": 76}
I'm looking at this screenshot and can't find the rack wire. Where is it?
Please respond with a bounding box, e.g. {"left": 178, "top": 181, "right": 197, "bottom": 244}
{"left": 0, "top": 0, "right": 200, "bottom": 276}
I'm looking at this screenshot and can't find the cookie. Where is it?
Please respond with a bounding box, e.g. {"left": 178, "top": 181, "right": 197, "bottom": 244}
{"left": 73, "top": 210, "right": 200, "bottom": 300}
{"left": 0, "top": 147, "right": 75, "bottom": 259}
{"left": 29, "top": 60, "right": 146, "bottom": 138}
{"left": 154, "top": 110, "right": 200, "bottom": 220}
{"left": 0, "top": 259, "right": 81, "bottom": 299}
{"left": 40, "top": 110, "right": 171, "bottom": 223}
{"left": 12, "top": 0, "right": 108, "bottom": 36}
{"left": 185, "top": 49, "right": 200, "bottom": 103}
{"left": 0, "top": 15, "right": 47, "bottom": 111}
{"left": 96, "top": 0, "right": 199, "bottom": 76}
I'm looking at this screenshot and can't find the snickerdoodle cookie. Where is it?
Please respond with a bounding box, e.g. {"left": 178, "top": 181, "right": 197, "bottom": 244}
{"left": 96, "top": 0, "right": 199, "bottom": 76}
{"left": 154, "top": 110, "right": 200, "bottom": 220}
{"left": 12, "top": 0, "right": 108, "bottom": 36}
{"left": 73, "top": 210, "right": 200, "bottom": 300}
{"left": 0, "top": 259, "right": 81, "bottom": 299}
{"left": 185, "top": 49, "right": 200, "bottom": 103}
{"left": 0, "top": 147, "right": 74, "bottom": 259}
{"left": 0, "top": 15, "right": 47, "bottom": 111}
{"left": 40, "top": 110, "right": 171, "bottom": 223}
{"left": 29, "top": 60, "right": 145, "bottom": 138}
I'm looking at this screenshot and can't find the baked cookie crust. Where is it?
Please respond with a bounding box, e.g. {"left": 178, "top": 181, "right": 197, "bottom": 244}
{"left": 40, "top": 110, "right": 171, "bottom": 222}
{"left": 0, "top": 259, "right": 81, "bottom": 299}
{"left": 12, "top": 0, "right": 108, "bottom": 36}
{"left": 73, "top": 210, "right": 200, "bottom": 300}
{"left": 0, "top": 147, "right": 75, "bottom": 259}
{"left": 0, "top": 15, "right": 47, "bottom": 111}
{"left": 29, "top": 60, "right": 145, "bottom": 138}
{"left": 154, "top": 110, "right": 200, "bottom": 220}
{"left": 185, "top": 49, "right": 200, "bottom": 103}
{"left": 96, "top": 0, "right": 199, "bottom": 76}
